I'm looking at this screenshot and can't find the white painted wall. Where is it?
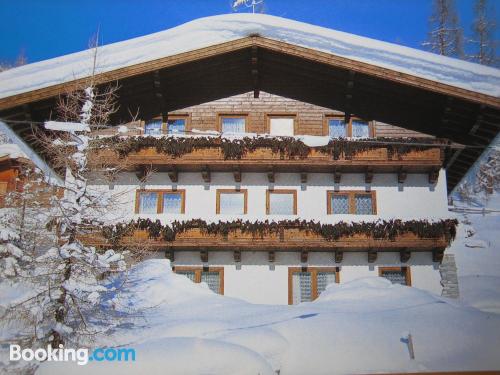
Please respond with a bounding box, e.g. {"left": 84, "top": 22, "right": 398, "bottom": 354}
{"left": 89, "top": 169, "right": 448, "bottom": 304}
{"left": 91, "top": 168, "right": 450, "bottom": 223}
{"left": 169, "top": 250, "right": 443, "bottom": 305}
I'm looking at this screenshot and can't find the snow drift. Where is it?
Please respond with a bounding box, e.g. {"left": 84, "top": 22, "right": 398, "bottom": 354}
{"left": 38, "top": 258, "right": 500, "bottom": 375}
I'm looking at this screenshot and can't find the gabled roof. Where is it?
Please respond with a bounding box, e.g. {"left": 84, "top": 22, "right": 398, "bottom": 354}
{"left": 0, "top": 13, "right": 499, "bottom": 109}
{"left": 0, "top": 13, "right": 498, "bottom": 193}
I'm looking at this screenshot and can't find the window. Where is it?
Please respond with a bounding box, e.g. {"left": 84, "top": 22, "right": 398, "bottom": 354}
{"left": 167, "top": 118, "right": 186, "bottom": 134}
{"left": 328, "top": 118, "right": 347, "bottom": 138}
{"left": 267, "top": 190, "right": 297, "bottom": 215}
{"left": 144, "top": 119, "right": 163, "bottom": 135}
{"left": 162, "top": 192, "right": 183, "bottom": 214}
{"left": 135, "top": 189, "right": 185, "bottom": 214}
{"left": 268, "top": 116, "right": 295, "bottom": 136}
{"left": 289, "top": 267, "right": 339, "bottom": 305}
{"left": 352, "top": 120, "right": 370, "bottom": 138}
{"left": 220, "top": 116, "right": 246, "bottom": 133}
{"left": 325, "top": 116, "right": 372, "bottom": 138}
{"left": 173, "top": 267, "right": 224, "bottom": 294}
{"left": 327, "top": 191, "right": 376, "bottom": 215}
{"left": 379, "top": 267, "right": 411, "bottom": 286}
{"left": 216, "top": 189, "right": 247, "bottom": 215}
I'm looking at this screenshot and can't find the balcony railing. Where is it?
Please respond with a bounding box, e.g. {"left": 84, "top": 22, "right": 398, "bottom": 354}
{"left": 79, "top": 218, "right": 457, "bottom": 262}
{"left": 88, "top": 136, "right": 447, "bottom": 177}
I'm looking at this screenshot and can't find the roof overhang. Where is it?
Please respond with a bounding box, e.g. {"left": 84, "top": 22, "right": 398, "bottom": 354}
{"left": 0, "top": 36, "right": 498, "bottom": 192}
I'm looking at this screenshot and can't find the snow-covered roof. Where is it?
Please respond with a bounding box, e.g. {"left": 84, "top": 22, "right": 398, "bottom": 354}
{"left": 0, "top": 144, "right": 27, "bottom": 160}
{"left": 0, "top": 13, "right": 499, "bottom": 102}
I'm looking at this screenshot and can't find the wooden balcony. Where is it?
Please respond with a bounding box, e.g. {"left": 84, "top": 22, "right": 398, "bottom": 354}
{"left": 79, "top": 219, "right": 454, "bottom": 263}
{"left": 89, "top": 137, "right": 446, "bottom": 180}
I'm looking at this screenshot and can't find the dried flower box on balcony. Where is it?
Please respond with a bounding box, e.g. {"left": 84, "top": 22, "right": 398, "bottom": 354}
{"left": 89, "top": 136, "right": 446, "bottom": 176}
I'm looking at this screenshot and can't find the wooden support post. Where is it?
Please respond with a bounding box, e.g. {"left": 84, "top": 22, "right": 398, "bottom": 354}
{"left": 300, "top": 249, "right": 308, "bottom": 263}
{"left": 268, "top": 251, "right": 275, "bottom": 263}
{"left": 168, "top": 168, "right": 178, "bottom": 183}
{"left": 400, "top": 249, "right": 411, "bottom": 263}
{"left": 300, "top": 172, "right": 307, "bottom": 184}
{"left": 200, "top": 250, "right": 208, "bottom": 263}
{"left": 279, "top": 227, "right": 284, "bottom": 242}
{"left": 428, "top": 169, "right": 439, "bottom": 184}
{"left": 432, "top": 248, "right": 445, "bottom": 263}
{"left": 333, "top": 169, "right": 341, "bottom": 184}
{"left": 267, "top": 168, "right": 275, "bottom": 183}
{"left": 152, "top": 70, "right": 167, "bottom": 116}
{"left": 202, "top": 166, "right": 211, "bottom": 183}
{"left": 344, "top": 70, "right": 355, "bottom": 123}
{"left": 233, "top": 167, "right": 242, "bottom": 183}
{"left": 165, "top": 249, "right": 174, "bottom": 262}
{"left": 398, "top": 169, "right": 407, "bottom": 184}
{"left": 251, "top": 46, "right": 260, "bottom": 98}
{"left": 334, "top": 250, "right": 343, "bottom": 263}
{"left": 368, "top": 249, "right": 377, "bottom": 263}
{"left": 365, "top": 168, "right": 374, "bottom": 184}
{"left": 135, "top": 164, "right": 152, "bottom": 182}
{"left": 234, "top": 250, "right": 241, "bottom": 263}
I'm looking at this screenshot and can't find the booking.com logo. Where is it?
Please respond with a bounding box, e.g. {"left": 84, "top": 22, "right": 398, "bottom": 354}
{"left": 10, "top": 344, "right": 136, "bottom": 366}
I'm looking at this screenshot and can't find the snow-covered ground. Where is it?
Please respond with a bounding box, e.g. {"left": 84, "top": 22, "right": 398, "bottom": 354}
{"left": 35, "top": 257, "right": 500, "bottom": 375}
{"left": 449, "top": 192, "right": 500, "bottom": 314}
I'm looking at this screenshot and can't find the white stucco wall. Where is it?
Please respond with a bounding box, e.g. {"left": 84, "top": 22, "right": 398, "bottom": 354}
{"left": 89, "top": 169, "right": 448, "bottom": 304}
{"left": 92, "top": 168, "right": 449, "bottom": 222}
{"left": 166, "top": 250, "right": 443, "bottom": 305}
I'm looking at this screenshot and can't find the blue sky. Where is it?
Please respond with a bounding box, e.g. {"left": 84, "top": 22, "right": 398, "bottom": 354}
{"left": 0, "top": 0, "right": 497, "bottom": 64}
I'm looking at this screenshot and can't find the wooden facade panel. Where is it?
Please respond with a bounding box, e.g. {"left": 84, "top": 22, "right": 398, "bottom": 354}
{"left": 166, "top": 91, "right": 433, "bottom": 138}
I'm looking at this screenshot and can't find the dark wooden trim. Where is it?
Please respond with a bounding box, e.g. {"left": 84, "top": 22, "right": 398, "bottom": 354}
{"left": 216, "top": 189, "right": 248, "bottom": 214}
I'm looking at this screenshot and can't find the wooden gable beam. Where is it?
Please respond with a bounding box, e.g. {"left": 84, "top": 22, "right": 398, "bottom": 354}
{"left": 344, "top": 70, "right": 355, "bottom": 124}
{"left": 251, "top": 45, "right": 260, "bottom": 98}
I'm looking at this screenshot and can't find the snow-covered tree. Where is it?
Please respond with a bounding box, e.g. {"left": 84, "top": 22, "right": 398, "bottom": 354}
{"left": 423, "top": 0, "right": 464, "bottom": 58}
{"left": 468, "top": 0, "right": 498, "bottom": 67}
{"left": 0, "top": 42, "right": 132, "bottom": 365}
